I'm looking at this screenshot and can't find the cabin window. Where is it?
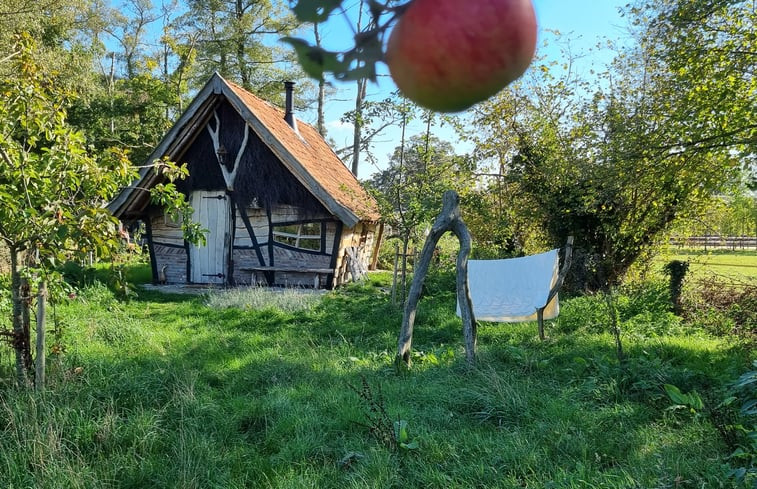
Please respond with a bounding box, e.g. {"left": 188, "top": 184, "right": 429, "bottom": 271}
{"left": 273, "top": 222, "right": 321, "bottom": 251}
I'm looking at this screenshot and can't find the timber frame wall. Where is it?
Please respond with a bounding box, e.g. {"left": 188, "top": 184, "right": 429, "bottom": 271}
{"left": 146, "top": 200, "right": 378, "bottom": 288}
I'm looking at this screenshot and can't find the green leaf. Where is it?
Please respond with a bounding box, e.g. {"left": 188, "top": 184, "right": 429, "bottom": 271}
{"left": 687, "top": 390, "right": 704, "bottom": 411}
{"left": 335, "top": 63, "right": 378, "bottom": 82}
{"left": 394, "top": 419, "right": 409, "bottom": 443}
{"left": 291, "top": 0, "right": 344, "bottom": 22}
{"left": 741, "top": 399, "right": 757, "bottom": 416}
{"left": 400, "top": 440, "right": 419, "bottom": 450}
{"left": 280, "top": 37, "right": 347, "bottom": 81}
{"left": 664, "top": 384, "right": 704, "bottom": 411}
{"left": 664, "top": 384, "right": 689, "bottom": 405}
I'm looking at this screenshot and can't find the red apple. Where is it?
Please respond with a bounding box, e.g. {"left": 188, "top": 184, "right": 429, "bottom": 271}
{"left": 385, "top": 0, "right": 537, "bottom": 112}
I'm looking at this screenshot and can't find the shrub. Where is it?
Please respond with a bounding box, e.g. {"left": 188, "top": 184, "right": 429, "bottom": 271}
{"left": 60, "top": 261, "right": 98, "bottom": 288}
{"left": 557, "top": 294, "right": 609, "bottom": 334}
{"left": 725, "top": 361, "right": 757, "bottom": 485}
{"left": 557, "top": 281, "right": 683, "bottom": 337}
{"left": 616, "top": 279, "right": 671, "bottom": 318}
{"left": 622, "top": 311, "right": 683, "bottom": 338}
{"left": 682, "top": 275, "right": 756, "bottom": 340}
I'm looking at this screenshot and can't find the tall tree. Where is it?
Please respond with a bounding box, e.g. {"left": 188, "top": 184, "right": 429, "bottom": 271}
{"left": 180, "top": 0, "right": 300, "bottom": 100}
{"left": 0, "top": 36, "right": 199, "bottom": 385}
{"left": 69, "top": 0, "right": 189, "bottom": 164}
{"left": 0, "top": 0, "right": 101, "bottom": 93}
{"left": 313, "top": 21, "right": 326, "bottom": 137}
{"left": 627, "top": 0, "right": 756, "bottom": 169}
{"left": 369, "top": 133, "right": 472, "bottom": 247}
{"left": 469, "top": 3, "right": 754, "bottom": 289}
{"left": 0, "top": 36, "right": 134, "bottom": 384}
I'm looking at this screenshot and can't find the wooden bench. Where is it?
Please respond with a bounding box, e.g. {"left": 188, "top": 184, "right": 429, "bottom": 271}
{"left": 239, "top": 266, "right": 334, "bottom": 288}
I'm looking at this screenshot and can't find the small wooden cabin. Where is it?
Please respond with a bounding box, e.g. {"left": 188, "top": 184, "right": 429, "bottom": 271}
{"left": 109, "top": 73, "right": 382, "bottom": 288}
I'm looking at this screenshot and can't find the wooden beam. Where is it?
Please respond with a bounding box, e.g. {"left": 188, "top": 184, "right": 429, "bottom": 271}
{"left": 328, "top": 221, "right": 343, "bottom": 289}
{"left": 144, "top": 216, "right": 159, "bottom": 284}
{"left": 231, "top": 193, "right": 266, "bottom": 267}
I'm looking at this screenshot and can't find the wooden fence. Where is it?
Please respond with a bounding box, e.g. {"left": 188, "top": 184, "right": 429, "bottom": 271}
{"left": 669, "top": 236, "right": 757, "bottom": 250}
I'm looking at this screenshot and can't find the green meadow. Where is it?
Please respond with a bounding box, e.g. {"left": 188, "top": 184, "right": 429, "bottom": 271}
{"left": 0, "top": 261, "right": 754, "bottom": 488}
{"left": 656, "top": 249, "right": 757, "bottom": 282}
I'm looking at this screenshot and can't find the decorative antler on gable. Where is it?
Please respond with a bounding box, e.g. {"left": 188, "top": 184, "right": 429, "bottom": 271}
{"left": 207, "top": 109, "right": 249, "bottom": 191}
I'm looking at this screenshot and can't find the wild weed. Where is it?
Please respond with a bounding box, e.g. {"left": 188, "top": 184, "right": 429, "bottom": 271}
{"left": 348, "top": 375, "right": 418, "bottom": 452}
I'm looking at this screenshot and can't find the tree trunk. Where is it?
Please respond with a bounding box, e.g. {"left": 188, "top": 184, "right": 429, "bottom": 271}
{"left": 235, "top": 0, "right": 250, "bottom": 90}
{"left": 21, "top": 277, "right": 32, "bottom": 370}
{"left": 396, "top": 191, "right": 476, "bottom": 368}
{"left": 350, "top": 0, "right": 367, "bottom": 177}
{"left": 314, "top": 23, "right": 326, "bottom": 137}
{"left": 35, "top": 282, "right": 46, "bottom": 392}
{"left": 391, "top": 242, "right": 399, "bottom": 305}
{"left": 9, "top": 248, "right": 30, "bottom": 386}
{"left": 351, "top": 77, "right": 367, "bottom": 176}
{"left": 400, "top": 236, "right": 409, "bottom": 305}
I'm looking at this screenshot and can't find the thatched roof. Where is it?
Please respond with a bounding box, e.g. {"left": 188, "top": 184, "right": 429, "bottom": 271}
{"left": 108, "top": 73, "right": 380, "bottom": 227}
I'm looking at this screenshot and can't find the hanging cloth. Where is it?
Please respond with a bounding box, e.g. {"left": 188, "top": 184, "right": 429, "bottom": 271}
{"left": 456, "top": 249, "right": 560, "bottom": 322}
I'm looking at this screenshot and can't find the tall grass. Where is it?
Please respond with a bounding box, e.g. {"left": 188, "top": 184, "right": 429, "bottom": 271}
{"left": 0, "top": 266, "right": 753, "bottom": 488}
{"left": 205, "top": 286, "right": 324, "bottom": 313}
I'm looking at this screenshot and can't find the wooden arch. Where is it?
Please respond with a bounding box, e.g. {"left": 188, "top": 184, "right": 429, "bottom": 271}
{"left": 396, "top": 191, "right": 477, "bottom": 368}
{"left": 396, "top": 191, "right": 575, "bottom": 368}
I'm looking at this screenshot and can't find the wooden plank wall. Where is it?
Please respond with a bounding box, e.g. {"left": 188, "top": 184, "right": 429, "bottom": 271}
{"left": 149, "top": 203, "right": 378, "bottom": 288}
{"left": 151, "top": 215, "right": 187, "bottom": 284}
{"left": 232, "top": 204, "right": 336, "bottom": 286}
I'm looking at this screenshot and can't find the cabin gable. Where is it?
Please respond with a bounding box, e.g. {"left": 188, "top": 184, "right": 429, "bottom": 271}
{"left": 111, "top": 74, "right": 382, "bottom": 288}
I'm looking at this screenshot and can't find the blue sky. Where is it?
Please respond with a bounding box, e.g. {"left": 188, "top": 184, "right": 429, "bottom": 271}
{"left": 107, "top": 0, "right": 633, "bottom": 177}
{"left": 312, "top": 0, "right": 634, "bottom": 177}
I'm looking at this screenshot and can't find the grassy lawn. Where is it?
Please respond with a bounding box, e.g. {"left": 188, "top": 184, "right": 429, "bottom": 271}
{"left": 0, "top": 264, "right": 754, "bottom": 488}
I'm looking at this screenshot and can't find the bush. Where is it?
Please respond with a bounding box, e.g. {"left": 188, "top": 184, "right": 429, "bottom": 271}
{"left": 60, "top": 261, "right": 98, "bottom": 288}
{"left": 616, "top": 279, "right": 671, "bottom": 318}
{"left": 622, "top": 310, "right": 683, "bottom": 337}
{"left": 557, "top": 294, "right": 609, "bottom": 334}
{"left": 682, "top": 276, "right": 756, "bottom": 339}
{"left": 557, "top": 281, "right": 683, "bottom": 337}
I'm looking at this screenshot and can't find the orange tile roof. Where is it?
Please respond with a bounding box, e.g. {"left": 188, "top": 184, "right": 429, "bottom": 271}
{"left": 226, "top": 80, "right": 381, "bottom": 223}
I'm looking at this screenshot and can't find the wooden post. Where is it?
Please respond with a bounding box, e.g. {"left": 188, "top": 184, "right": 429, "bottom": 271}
{"left": 400, "top": 238, "right": 409, "bottom": 304}
{"left": 20, "top": 278, "right": 32, "bottom": 377}
{"left": 537, "top": 308, "right": 546, "bottom": 341}
{"left": 391, "top": 242, "right": 399, "bottom": 305}
{"left": 538, "top": 236, "right": 574, "bottom": 341}
{"left": 396, "top": 191, "right": 476, "bottom": 368}
{"left": 35, "top": 282, "right": 46, "bottom": 391}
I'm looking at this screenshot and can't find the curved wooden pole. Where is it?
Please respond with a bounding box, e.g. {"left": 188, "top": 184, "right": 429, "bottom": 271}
{"left": 538, "top": 236, "right": 574, "bottom": 341}
{"left": 396, "top": 191, "right": 476, "bottom": 368}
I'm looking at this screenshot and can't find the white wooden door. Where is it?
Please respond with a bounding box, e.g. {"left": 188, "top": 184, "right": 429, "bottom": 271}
{"left": 189, "top": 190, "right": 230, "bottom": 284}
